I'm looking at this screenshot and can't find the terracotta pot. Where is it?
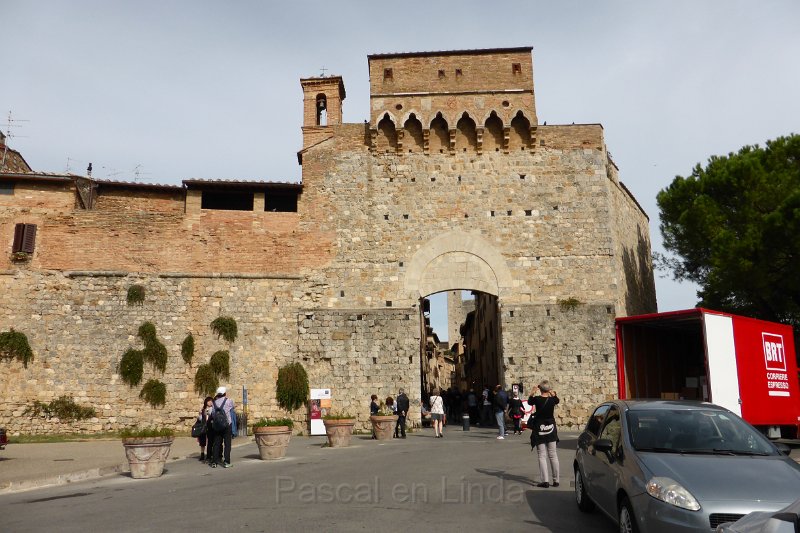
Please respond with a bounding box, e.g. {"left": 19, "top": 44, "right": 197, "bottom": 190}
{"left": 121, "top": 436, "right": 174, "bottom": 479}
{"left": 322, "top": 419, "right": 355, "bottom": 448}
{"left": 254, "top": 426, "right": 292, "bottom": 459}
{"left": 370, "top": 415, "right": 398, "bottom": 441}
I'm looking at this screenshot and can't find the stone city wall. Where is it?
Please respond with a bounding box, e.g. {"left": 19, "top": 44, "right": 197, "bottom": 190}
{"left": 501, "top": 303, "right": 618, "bottom": 428}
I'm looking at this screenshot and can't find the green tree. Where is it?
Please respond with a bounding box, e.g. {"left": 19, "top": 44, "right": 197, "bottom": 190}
{"left": 657, "top": 134, "right": 800, "bottom": 327}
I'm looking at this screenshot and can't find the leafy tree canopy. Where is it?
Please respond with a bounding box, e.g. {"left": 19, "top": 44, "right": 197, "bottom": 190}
{"left": 657, "top": 134, "right": 800, "bottom": 327}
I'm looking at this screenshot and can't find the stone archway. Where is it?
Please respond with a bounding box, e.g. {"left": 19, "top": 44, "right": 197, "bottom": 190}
{"left": 404, "top": 230, "right": 513, "bottom": 298}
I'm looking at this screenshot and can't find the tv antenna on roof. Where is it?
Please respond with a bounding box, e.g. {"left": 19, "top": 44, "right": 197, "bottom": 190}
{"left": 2, "top": 110, "right": 30, "bottom": 170}
{"left": 133, "top": 164, "right": 151, "bottom": 182}
{"left": 319, "top": 66, "right": 327, "bottom": 77}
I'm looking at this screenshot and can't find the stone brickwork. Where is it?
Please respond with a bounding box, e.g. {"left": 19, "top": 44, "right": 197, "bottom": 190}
{"left": 0, "top": 47, "right": 656, "bottom": 434}
{"left": 297, "top": 308, "right": 421, "bottom": 429}
{"left": 500, "top": 303, "right": 617, "bottom": 427}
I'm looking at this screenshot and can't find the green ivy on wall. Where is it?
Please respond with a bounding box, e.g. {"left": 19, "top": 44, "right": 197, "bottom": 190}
{"left": 181, "top": 333, "right": 195, "bottom": 365}
{"left": 139, "top": 379, "right": 167, "bottom": 408}
{"left": 126, "top": 285, "right": 145, "bottom": 306}
{"left": 210, "top": 316, "right": 238, "bottom": 343}
{"left": 0, "top": 328, "right": 34, "bottom": 368}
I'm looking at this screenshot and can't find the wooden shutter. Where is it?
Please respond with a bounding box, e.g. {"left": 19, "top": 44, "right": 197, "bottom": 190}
{"left": 12, "top": 223, "right": 25, "bottom": 253}
{"left": 21, "top": 224, "right": 37, "bottom": 253}
{"left": 12, "top": 223, "right": 36, "bottom": 253}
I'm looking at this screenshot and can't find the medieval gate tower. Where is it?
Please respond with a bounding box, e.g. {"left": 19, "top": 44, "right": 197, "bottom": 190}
{"left": 0, "top": 48, "right": 655, "bottom": 433}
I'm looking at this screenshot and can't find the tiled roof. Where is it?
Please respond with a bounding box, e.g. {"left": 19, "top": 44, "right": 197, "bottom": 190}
{"left": 92, "top": 178, "right": 183, "bottom": 191}
{"left": 0, "top": 171, "right": 74, "bottom": 182}
{"left": 182, "top": 178, "right": 302, "bottom": 189}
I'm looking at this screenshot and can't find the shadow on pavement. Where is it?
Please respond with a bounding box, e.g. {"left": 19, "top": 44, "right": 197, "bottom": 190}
{"left": 525, "top": 488, "right": 615, "bottom": 532}
{"left": 475, "top": 467, "right": 537, "bottom": 487}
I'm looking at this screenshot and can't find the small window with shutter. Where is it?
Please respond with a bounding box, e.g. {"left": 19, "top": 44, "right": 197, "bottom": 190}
{"left": 12, "top": 223, "right": 37, "bottom": 254}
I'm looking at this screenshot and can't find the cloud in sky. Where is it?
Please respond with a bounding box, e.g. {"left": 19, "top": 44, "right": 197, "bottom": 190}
{"left": 3, "top": 1, "right": 799, "bottom": 325}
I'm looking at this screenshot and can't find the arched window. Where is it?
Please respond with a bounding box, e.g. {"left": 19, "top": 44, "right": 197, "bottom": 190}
{"left": 429, "top": 113, "right": 449, "bottom": 154}
{"left": 316, "top": 94, "right": 327, "bottom": 126}
{"left": 456, "top": 113, "right": 477, "bottom": 152}
{"left": 377, "top": 114, "right": 397, "bottom": 152}
{"left": 404, "top": 114, "right": 424, "bottom": 153}
{"left": 509, "top": 111, "right": 531, "bottom": 150}
{"left": 483, "top": 112, "right": 503, "bottom": 152}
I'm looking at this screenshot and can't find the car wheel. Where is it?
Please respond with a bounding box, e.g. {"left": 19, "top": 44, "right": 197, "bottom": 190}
{"left": 618, "top": 497, "right": 639, "bottom": 533}
{"left": 575, "top": 467, "right": 595, "bottom": 512}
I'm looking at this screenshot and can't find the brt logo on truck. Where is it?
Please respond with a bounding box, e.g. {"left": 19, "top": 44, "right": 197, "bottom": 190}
{"left": 763, "top": 332, "right": 790, "bottom": 397}
{"left": 763, "top": 333, "right": 786, "bottom": 372}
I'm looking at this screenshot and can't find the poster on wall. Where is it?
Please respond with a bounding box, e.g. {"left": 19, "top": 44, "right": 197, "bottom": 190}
{"left": 310, "top": 388, "right": 332, "bottom": 436}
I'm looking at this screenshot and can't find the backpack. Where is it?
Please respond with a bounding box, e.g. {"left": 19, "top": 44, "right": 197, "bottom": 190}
{"left": 211, "top": 399, "right": 229, "bottom": 432}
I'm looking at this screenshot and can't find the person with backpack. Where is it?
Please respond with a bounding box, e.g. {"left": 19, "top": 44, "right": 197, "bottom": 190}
{"left": 210, "top": 386, "right": 235, "bottom": 468}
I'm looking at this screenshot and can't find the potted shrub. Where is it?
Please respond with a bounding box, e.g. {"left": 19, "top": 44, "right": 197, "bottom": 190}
{"left": 252, "top": 418, "right": 293, "bottom": 460}
{"left": 322, "top": 413, "right": 356, "bottom": 448}
{"left": 370, "top": 403, "right": 398, "bottom": 441}
{"left": 120, "top": 427, "right": 175, "bottom": 479}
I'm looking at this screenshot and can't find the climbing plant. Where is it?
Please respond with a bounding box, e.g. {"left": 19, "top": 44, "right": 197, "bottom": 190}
{"left": 126, "top": 284, "right": 145, "bottom": 306}
{"left": 139, "top": 322, "right": 167, "bottom": 372}
{"left": 209, "top": 350, "right": 230, "bottom": 380}
{"left": 23, "top": 395, "right": 97, "bottom": 421}
{"left": 194, "top": 364, "right": 219, "bottom": 397}
{"left": 119, "top": 322, "right": 169, "bottom": 408}
{"left": 210, "top": 316, "right": 238, "bottom": 343}
{"left": 276, "top": 362, "right": 309, "bottom": 412}
{"left": 0, "top": 328, "right": 34, "bottom": 368}
{"left": 119, "top": 348, "right": 145, "bottom": 387}
{"left": 181, "top": 333, "right": 195, "bottom": 365}
{"left": 139, "top": 379, "right": 167, "bottom": 408}
{"left": 557, "top": 297, "right": 582, "bottom": 312}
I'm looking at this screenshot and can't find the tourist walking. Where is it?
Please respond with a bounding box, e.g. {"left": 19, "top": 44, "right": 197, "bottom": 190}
{"left": 494, "top": 384, "right": 509, "bottom": 439}
{"left": 211, "top": 387, "right": 235, "bottom": 468}
{"left": 481, "top": 387, "right": 492, "bottom": 426}
{"left": 370, "top": 394, "right": 380, "bottom": 439}
{"left": 467, "top": 388, "right": 478, "bottom": 424}
{"left": 196, "top": 396, "right": 213, "bottom": 462}
{"left": 395, "top": 388, "right": 409, "bottom": 438}
{"left": 528, "top": 380, "right": 560, "bottom": 487}
{"left": 429, "top": 388, "right": 445, "bottom": 438}
{"left": 508, "top": 391, "right": 524, "bottom": 435}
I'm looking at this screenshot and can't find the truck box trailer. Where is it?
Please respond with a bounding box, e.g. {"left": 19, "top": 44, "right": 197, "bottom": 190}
{"left": 615, "top": 308, "right": 800, "bottom": 438}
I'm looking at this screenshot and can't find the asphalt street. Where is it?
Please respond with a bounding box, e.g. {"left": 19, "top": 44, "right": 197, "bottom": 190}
{"left": 0, "top": 427, "right": 617, "bottom": 533}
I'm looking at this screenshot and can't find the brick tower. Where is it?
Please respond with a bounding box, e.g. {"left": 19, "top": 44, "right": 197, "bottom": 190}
{"left": 300, "top": 75, "right": 346, "bottom": 149}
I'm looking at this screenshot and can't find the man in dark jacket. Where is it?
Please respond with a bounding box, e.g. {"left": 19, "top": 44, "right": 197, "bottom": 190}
{"left": 395, "top": 388, "right": 410, "bottom": 438}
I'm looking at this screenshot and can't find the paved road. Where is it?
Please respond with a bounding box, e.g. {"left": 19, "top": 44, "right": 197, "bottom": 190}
{"left": 0, "top": 427, "right": 616, "bottom": 533}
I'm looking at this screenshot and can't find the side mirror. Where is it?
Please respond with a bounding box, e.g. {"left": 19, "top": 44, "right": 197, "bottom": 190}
{"left": 775, "top": 443, "right": 791, "bottom": 456}
{"left": 595, "top": 439, "right": 613, "bottom": 453}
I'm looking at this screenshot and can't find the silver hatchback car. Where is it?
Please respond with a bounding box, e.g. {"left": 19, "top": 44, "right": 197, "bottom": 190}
{"left": 574, "top": 400, "right": 800, "bottom": 533}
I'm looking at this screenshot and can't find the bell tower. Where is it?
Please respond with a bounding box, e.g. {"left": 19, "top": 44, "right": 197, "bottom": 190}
{"left": 300, "top": 75, "right": 346, "bottom": 149}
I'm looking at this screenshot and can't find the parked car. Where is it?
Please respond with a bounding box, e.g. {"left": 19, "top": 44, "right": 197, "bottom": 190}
{"left": 574, "top": 400, "right": 800, "bottom": 533}
{"left": 0, "top": 426, "right": 7, "bottom": 449}
{"left": 715, "top": 497, "right": 800, "bottom": 532}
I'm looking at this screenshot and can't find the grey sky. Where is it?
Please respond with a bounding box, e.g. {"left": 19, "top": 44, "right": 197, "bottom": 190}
{"left": 4, "top": 1, "right": 800, "bottom": 339}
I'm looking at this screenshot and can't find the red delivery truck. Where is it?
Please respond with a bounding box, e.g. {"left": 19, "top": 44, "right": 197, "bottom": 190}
{"left": 615, "top": 308, "right": 800, "bottom": 438}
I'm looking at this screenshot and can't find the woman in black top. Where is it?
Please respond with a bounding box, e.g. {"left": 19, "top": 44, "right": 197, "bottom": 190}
{"left": 528, "top": 380, "right": 560, "bottom": 488}
{"left": 508, "top": 392, "right": 524, "bottom": 435}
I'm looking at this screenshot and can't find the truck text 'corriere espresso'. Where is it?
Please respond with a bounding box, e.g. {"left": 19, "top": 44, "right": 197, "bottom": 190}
{"left": 615, "top": 308, "right": 800, "bottom": 438}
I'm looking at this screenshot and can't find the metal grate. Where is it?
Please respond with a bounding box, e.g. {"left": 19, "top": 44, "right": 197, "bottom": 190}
{"left": 710, "top": 514, "right": 745, "bottom": 529}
